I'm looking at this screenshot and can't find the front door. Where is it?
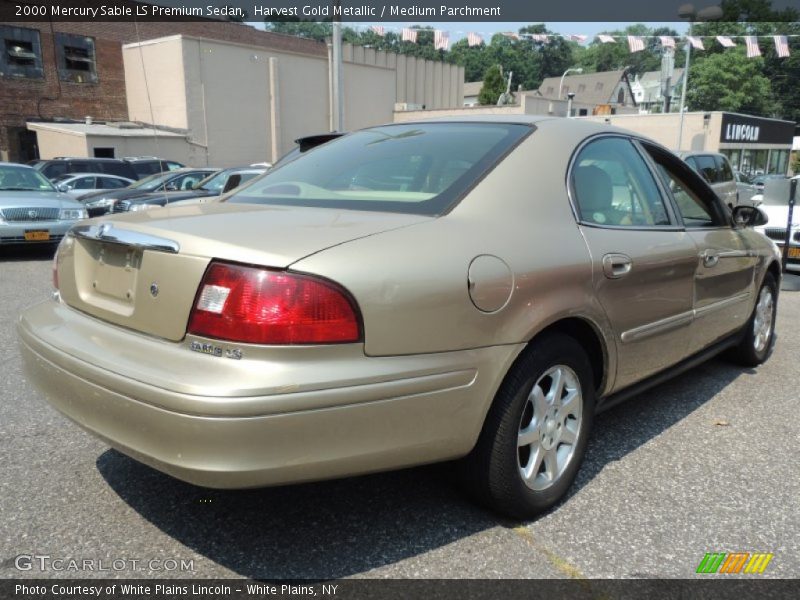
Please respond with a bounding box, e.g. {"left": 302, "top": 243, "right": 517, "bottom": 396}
{"left": 643, "top": 144, "right": 757, "bottom": 355}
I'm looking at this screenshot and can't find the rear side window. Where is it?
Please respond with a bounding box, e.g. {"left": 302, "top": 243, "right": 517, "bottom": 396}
{"left": 69, "top": 161, "right": 92, "bottom": 174}
{"left": 100, "top": 177, "right": 127, "bottom": 189}
{"left": 226, "top": 122, "right": 532, "bottom": 216}
{"left": 101, "top": 162, "right": 137, "bottom": 179}
{"left": 571, "top": 137, "right": 671, "bottom": 227}
{"left": 715, "top": 155, "right": 734, "bottom": 182}
{"left": 129, "top": 161, "right": 161, "bottom": 178}
{"left": 694, "top": 155, "right": 718, "bottom": 183}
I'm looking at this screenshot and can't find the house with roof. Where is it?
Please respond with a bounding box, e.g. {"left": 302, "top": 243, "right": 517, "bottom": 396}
{"left": 536, "top": 69, "right": 637, "bottom": 114}
{"left": 629, "top": 68, "right": 685, "bottom": 113}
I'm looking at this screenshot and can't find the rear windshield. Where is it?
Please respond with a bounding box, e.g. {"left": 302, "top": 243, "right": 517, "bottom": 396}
{"left": 225, "top": 122, "right": 531, "bottom": 215}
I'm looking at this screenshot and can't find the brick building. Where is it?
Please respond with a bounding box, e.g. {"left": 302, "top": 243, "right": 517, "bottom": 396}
{"left": 0, "top": 20, "right": 326, "bottom": 162}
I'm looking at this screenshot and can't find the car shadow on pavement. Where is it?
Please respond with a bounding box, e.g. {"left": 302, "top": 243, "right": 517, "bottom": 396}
{"left": 0, "top": 244, "right": 56, "bottom": 261}
{"left": 97, "top": 354, "right": 748, "bottom": 579}
{"left": 96, "top": 453, "right": 496, "bottom": 579}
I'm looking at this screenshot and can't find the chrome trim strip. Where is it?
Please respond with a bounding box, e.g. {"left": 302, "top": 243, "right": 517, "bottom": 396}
{"left": 620, "top": 311, "right": 694, "bottom": 343}
{"left": 693, "top": 292, "right": 751, "bottom": 318}
{"left": 621, "top": 291, "right": 751, "bottom": 343}
{"left": 70, "top": 223, "right": 180, "bottom": 254}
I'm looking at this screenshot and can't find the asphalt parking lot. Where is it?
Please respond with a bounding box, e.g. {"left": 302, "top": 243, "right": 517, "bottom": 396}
{"left": 1, "top": 244, "right": 799, "bottom": 580}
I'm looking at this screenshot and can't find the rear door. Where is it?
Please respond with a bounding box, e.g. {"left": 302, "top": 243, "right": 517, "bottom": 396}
{"left": 570, "top": 136, "right": 698, "bottom": 391}
{"left": 643, "top": 144, "right": 757, "bottom": 354}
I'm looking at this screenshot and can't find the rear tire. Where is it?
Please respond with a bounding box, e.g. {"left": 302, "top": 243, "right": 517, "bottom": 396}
{"left": 728, "top": 272, "right": 777, "bottom": 367}
{"left": 460, "top": 333, "right": 595, "bottom": 519}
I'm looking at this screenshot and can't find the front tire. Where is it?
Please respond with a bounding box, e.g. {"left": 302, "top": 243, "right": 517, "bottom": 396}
{"left": 729, "top": 272, "right": 778, "bottom": 367}
{"left": 461, "top": 333, "right": 595, "bottom": 519}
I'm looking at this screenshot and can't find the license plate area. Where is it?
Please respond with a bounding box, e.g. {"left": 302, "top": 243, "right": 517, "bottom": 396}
{"left": 78, "top": 240, "right": 143, "bottom": 313}
{"left": 24, "top": 230, "right": 50, "bottom": 241}
{"left": 777, "top": 245, "right": 800, "bottom": 259}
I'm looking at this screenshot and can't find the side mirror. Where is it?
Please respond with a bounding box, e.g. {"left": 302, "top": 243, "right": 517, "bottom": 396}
{"left": 732, "top": 205, "right": 768, "bottom": 228}
{"left": 57, "top": 184, "right": 70, "bottom": 192}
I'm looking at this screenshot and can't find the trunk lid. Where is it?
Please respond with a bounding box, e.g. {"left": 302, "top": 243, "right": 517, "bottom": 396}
{"left": 56, "top": 202, "right": 430, "bottom": 341}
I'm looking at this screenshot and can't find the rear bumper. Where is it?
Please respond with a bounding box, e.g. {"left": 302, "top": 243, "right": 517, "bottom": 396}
{"left": 18, "top": 299, "right": 521, "bottom": 488}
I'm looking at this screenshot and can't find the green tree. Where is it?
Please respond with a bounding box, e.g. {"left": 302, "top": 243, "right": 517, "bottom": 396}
{"left": 478, "top": 65, "right": 507, "bottom": 105}
{"left": 577, "top": 24, "right": 679, "bottom": 76}
{"left": 685, "top": 48, "right": 777, "bottom": 115}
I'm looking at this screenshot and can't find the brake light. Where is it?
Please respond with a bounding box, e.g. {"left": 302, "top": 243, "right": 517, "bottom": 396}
{"left": 187, "top": 261, "right": 362, "bottom": 345}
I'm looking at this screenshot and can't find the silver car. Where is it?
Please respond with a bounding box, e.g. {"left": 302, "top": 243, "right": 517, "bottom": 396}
{"left": 51, "top": 173, "right": 135, "bottom": 197}
{"left": 0, "top": 163, "right": 87, "bottom": 245}
{"left": 18, "top": 118, "right": 780, "bottom": 519}
{"left": 679, "top": 152, "right": 738, "bottom": 208}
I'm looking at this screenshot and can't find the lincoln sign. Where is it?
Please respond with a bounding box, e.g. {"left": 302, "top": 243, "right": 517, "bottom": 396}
{"left": 720, "top": 113, "right": 794, "bottom": 145}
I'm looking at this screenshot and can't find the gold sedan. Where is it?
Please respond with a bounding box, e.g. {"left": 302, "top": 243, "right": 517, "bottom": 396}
{"left": 18, "top": 117, "right": 781, "bottom": 519}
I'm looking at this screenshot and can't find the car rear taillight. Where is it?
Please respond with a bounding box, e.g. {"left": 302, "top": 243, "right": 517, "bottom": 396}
{"left": 187, "top": 261, "right": 362, "bottom": 345}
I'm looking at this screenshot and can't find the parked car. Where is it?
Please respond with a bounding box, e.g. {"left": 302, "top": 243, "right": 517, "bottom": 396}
{"left": 271, "top": 132, "right": 345, "bottom": 170}
{"left": 752, "top": 175, "right": 799, "bottom": 272}
{"left": 751, "top": 173, "right": 786, "bottom": 193}
{"left": 19, "top": 118, "right": 780, "bottom": 519}
{"left": 78, "top": 168, "right": 219, "bottom": 217}
{"left": 50, "top": 173, "right": 135, "bottom": 197}
{"left": 122, "top": 157, "right": 185, "bottom": 179}
{"left": 733, "top": 170, "right": 759, "bottom": 206}
{"left": 0, "top": 162, "right": 87, "bottom": 245}
{"left": 113, "top": 167, "right": 265, "bottom": 212}
{"left": 678, "top": 151, "right": 738, "bottom": 208}
{"left": 33, "top": 158, "right": 138, "bottom": 181}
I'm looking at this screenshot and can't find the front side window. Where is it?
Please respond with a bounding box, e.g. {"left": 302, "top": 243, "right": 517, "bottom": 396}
{"left": 226, "top": 123, "right": 531, "bottom": 215}
{"left": 644, "top": 144, "right": 728, "bottom": 228}
{"left": 0, "top": 26, "right": 43, "bottom": 79}
{"left": 571, "top": 137, "right": 671, "bottom": 227}
{"left": 55, "top": 33, "right": 97, "bottom": 83}
{"left": 715, "top": 155, "right": 734, "bottom": 182}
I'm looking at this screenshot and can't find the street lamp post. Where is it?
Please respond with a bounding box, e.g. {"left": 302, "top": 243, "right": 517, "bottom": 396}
{"left": 558, "top": 67, "right": 583, "bottom": 99}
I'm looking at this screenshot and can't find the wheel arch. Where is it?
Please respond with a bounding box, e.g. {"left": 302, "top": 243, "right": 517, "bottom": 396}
{"left": 533, "top": 317, "right": 609, "bottom": 396}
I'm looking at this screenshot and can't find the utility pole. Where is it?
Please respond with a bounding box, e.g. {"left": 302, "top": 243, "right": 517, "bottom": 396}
{"left": 331, "top": 0, "right": 344, "bottom": 132}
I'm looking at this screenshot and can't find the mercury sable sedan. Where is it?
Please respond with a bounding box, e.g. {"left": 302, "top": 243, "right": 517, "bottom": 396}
{"left": 18, "top": 118, "right": 780, "bottom": 518}
{"left": 0, "top": 163, "right": 87, "bottom": 245}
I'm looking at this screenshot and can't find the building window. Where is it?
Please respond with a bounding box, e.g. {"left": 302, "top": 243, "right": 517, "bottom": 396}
{"left": 578, "top": 84, "right": 586, "bottom": 93}
{"left": 55, "top": 33, "right": 97, "bottom": 83}
{"left": 595, "top": 82, "right": 604, "bottom": 91}
{"left": 617, "top": 88, "right": 625, "bottom": 105}
{"left": 0, "top": 26, "right": 43, "bottom": 79}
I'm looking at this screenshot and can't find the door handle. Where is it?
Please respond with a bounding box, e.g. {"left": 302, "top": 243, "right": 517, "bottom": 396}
{"left": 702, "top": 251, "right": 719, "bottom": 268}
{"left": 602, "top": 253, "right": 633, "bottom": 279}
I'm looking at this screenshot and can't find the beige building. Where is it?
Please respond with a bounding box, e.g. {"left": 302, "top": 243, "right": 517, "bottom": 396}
{"left": 26, "top": 121, "right": 192, "bottom": 162}
{"left": 583, "top": 111, "right": 795, "bottom": 176}
{"left": 121, "top": 35, "right": 462, "bottom": 167}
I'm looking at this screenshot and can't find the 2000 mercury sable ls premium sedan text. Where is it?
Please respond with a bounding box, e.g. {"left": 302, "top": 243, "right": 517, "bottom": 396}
{"left": 18, "top": 117, "right": 780, "bottom": 518}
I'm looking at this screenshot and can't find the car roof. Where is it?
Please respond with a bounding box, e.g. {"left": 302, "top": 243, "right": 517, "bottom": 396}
{"left": 59, "top": 172, "right": 131, "bottom": 178}
{"left": 0, "top": 162, "right": 37, "bottom": 170}
{"left": 677, "top": 151, "right": 726, "bottom": 158}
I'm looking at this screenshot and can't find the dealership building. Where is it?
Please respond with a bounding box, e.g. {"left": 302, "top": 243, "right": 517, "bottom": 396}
{"left": 584, "top": 111, "right": 795, "bottom": 177}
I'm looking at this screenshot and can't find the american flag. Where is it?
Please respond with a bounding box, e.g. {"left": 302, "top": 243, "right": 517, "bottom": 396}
{"left": 775, "top": 35, "right": 790, "bottom": 57}
{"left": 717, "top": 36, "right": 736, "bottom": 48}
{"left": 370, "top": 26, "right": 385, "bottom": 37}
{"left": 434, "top": 30, "right": 450, "bottom": 51}
{"left": 568, "top": 34, "right": 588, "bottom": 43}
{"left": 598, "top": 34, "right": 615, "bottom": 44}
{"left": 401, "top": 28, "right": 417, "bottom": 43}
{"left": 530, "top": 34, "right": 549, "bottom": 43}
{"left": 628, "top": 36, "right": 645, "bottom": 53}
{"left": 467, "top": 32, "right": 483, "bottom": 47}
{"left": 746, "top": 36, "right": 761, "bottom": 57}
{"left": 687, "top": 36, "right": 704, "bottom": 50}
{"left": 659, "top": 36, "right": 675, "bottom": 48}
